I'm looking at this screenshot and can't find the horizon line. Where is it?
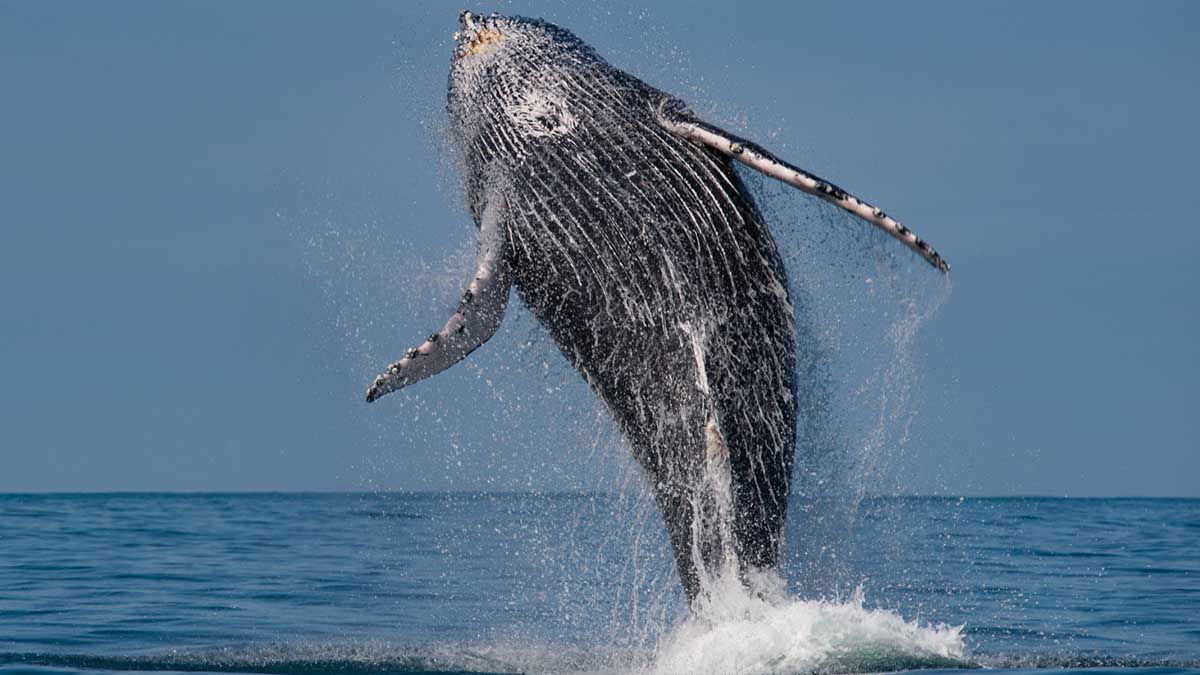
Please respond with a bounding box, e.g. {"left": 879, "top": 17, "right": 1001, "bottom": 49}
{"left": 0, "top": 490, "right": 1195, "bottom": 500}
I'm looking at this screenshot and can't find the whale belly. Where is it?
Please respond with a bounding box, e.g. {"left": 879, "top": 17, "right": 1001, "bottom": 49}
{"left": 498, "top": 120, "right": 798, "bottom": 596}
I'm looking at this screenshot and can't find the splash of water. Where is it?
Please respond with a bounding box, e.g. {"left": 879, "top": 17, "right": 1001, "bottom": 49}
{"left": 659, "top": 307, "right": 963, "bottom": 674}
{"left": 650, "top": 583, "right": 967, "bottom": 675}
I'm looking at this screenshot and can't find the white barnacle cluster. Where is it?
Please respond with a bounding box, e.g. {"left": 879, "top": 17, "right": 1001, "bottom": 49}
{"left": 506, "top": 88, "right": 578, "bottom": 138}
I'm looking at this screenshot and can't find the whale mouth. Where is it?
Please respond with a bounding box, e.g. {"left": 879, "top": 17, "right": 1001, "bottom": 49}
{"left": 453, "top": 10, "right": 505, "bottom": 59}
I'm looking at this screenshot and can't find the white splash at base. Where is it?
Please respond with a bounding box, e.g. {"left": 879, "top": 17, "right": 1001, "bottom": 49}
{"left": 647, "top": 581, "right": 967, "bottom": 675}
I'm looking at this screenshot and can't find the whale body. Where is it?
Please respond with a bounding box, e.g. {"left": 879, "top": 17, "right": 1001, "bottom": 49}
{"left": 367, "top": 12, "right": 947, "bottom": 601}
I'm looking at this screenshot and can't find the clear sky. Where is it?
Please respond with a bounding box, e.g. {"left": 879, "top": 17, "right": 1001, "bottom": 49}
{"left": 1, "top": 1, "right": 1196, "bottom": 496}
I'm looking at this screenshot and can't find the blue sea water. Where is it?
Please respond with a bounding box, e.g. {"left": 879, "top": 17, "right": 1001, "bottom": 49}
{"left": 0, "top": 493, "right": 1196, "bottom": 675}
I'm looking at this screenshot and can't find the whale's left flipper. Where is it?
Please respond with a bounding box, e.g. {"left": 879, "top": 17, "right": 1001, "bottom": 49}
{"left": 657, "top": 100, "right": 949, "bottom": 273}
{"left": 366, "top": 193, "right": 512, "bottom": 402}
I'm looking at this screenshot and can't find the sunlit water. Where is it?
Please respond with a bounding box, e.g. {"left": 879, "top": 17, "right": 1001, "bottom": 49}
{"left": 1, "top": 493, "right": 1196, "bottom": 675}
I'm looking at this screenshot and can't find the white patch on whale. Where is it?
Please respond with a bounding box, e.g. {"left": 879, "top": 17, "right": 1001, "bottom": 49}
{"left": 506, "top": 88, "right": 578, "bottom": 138}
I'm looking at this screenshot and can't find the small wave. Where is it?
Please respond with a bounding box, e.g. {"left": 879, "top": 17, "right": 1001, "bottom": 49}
{"left": 977, "top": 654, "right": 1200, "bottom": 671}
{"left": 345, "top": 510, "right": 425, "bottom": 521}
{"left": 5, "top": 647, "right": 1199, "bottom": 675}
{"left": 0, "top": 645, "right": 520, "bottom": 675}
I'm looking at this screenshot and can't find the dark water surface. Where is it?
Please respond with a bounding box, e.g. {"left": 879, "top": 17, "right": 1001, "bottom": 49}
{"left": 0, "top": 494, "right": 1196, "bottom": 675}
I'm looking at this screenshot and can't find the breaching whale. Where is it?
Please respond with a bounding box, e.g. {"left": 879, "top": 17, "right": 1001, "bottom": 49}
{"left": 367, "top": 12, "right": 948, "bottom": 602}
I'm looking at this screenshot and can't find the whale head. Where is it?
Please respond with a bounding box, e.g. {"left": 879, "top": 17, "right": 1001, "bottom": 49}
{"left": 448, "top": 12, "right": 600, "bottom": 190}
{"left": 449, "top": 11, "right": 596, "bottom": 90}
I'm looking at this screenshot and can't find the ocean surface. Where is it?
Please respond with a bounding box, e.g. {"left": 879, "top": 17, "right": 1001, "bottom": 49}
{"left": 0, "top": 493, "right": 1196, "bottom": 675}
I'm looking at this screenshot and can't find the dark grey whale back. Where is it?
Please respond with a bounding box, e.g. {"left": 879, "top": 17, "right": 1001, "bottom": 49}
{"left": 449, "top": 15, "right": 798, "bottom": 600}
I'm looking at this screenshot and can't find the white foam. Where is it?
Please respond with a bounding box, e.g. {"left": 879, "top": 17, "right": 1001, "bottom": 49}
{"left": 645, "top": 582, "right": 966, "bottom": 675}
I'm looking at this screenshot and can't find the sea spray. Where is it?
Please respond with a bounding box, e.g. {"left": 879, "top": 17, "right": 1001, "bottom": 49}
{"left": 746, "top": 166, "right": 953, "bottom": 599}
{"left": 649, "top": 583, "right": 967, "bottom": 675}
{"left": 647, "top": 240, "right": 958, "bottom": 675}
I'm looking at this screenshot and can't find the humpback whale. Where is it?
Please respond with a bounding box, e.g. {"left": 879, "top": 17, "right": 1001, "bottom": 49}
{"left": 367, "top": 12, "right": 948, "bottom": 602}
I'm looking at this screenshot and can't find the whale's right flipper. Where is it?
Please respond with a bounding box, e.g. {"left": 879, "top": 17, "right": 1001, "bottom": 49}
{"left": 366, "top": 192, "right": 512, "bottom": 403}
{"left": 657, "top": 99, "right": 949, "bottom": 273}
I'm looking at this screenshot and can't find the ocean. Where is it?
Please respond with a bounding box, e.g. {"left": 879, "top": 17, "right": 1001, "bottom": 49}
{"left": 0, "top": 493, "right": 1196, "bottom": 675}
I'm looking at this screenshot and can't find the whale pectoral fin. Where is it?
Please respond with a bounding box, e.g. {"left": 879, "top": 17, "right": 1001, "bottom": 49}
{"left": 365, "top": 194, "right": 512, "bottom": 403}
{"left": 657, "top": 100, "right": 949, "bottom": 273}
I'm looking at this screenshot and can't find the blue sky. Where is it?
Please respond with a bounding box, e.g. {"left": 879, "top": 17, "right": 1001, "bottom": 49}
{"left": 1, "top": 1, "right": 1196, "bottom": 495}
